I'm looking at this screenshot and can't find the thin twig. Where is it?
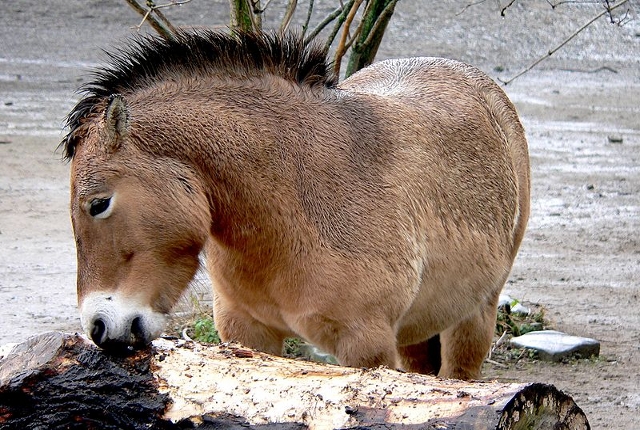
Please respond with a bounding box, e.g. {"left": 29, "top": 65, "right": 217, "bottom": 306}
{"left": 246, "top": 0, "right": 261, "bottom": 31}
{"left": 499, "top": 0, "right": 631, "bottom": 85}
{"left": 456, "top": 0, "right": 488, "bottom": 16}
{"left": 486, "top": 358, "right": 509, "bottom": 368}
{"left": 301, "top": 0, "right": 315, "bottom": 37}
{"left": 182, "top": 327, "right": 194, "bottom": 343}
{"left": 125, "top": 0, "right": 192, "bottom": 39}
{"left": 343, "top": 8, "right": 366, "bottom": 52}
{"left": 494, "top": 330, "right": 509, "bottom": 348}
{"left": 125, "top": 0, "right": 175, "bottom": 39}
{"left": 279, "top": 0, "right": 298, "bottom": 34}
{"left": 305, "top": 5, "right": 344, "bottom": 45}
{"left": 546, "top": 0, "right": 601, "bottom": 8}
{"left": 150, "top": 0, "right": 193, "bottom": 35}
{"left": 146, "top": 0, "right": 192, "bottom": 10}
{"left": 500, "top": 0, "right": 517, "bottom": 17}
{"left": 488, "top": 330, "right": 509, "bottom": 360}
{"left": 558, "top": 65, "right": 618, "bottom": 73}
{"left": 322, "top": 0, "right": 355, "bottom": 51}
{"left": 252, "top": 0, "right": 274, "bottom": 13}
{"left": 333, "top": 0, "right": 364, "bottom": 76}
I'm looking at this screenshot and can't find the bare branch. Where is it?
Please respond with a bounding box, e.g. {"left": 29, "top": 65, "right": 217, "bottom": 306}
{"left": 301, "top": 0, "right": 315, "bottom": 37}
{"left": 333, "top": 0, "right": 364, "bottom": 76}
{"left": 305, "top": 5, "right": 344, "bottom": 45}
{"left": 500, "top": 0, "right": 632, "bottom": 85}
{"left": 321, "top": 0, "right": 356, "bottom": 51}
{"left": 501, "top": 0, "right": 518, "bottom": 17}
{"left": 546, "top": 0, "right": 601, "bottom": 8}
{"left": 152, "top": 7, "right": 178, "bottom": 34}
{"left": 343, "top": 9, "right": 366, "bottom": 52}
{"left": 124, "top": 0, "right": 190, "bottom": 40}
{"left": 360, "top": 0, "right": 398, "bottom": 48}
{"left": 602, "top": 0, "right": 633, "bottom": 25}
{"left": 344, "top": 0, "right": 398, "bottom": 76}
{"left": 251, "top": 0, "right": 274, "bottom": 13}
{"left": 249, "top": 0, "right": 263, "bottom": 30}
{"left": 145, "top": 0, "right": 192, "bottom": 10}
{"left": 279, "top": 0, "right": 298, "bottom": 34}
{"left": 146, "top": 0, "right": 192, "bottom": 33}
{"left": 456, "top": 0, "right": 488, "bottom": 16}
{"left": 229, "top": 0, "right": 258, "bottom": 32}
{"left": 604, "top": 0, "right": 614, "bottom": 22}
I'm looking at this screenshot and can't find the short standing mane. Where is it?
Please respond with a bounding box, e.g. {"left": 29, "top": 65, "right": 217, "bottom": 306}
{"left": 62, "top": 30, "right": 337, "bottom": 160}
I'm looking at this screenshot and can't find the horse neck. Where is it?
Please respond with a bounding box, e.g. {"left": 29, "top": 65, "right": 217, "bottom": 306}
{"left": 129, "top": 77, "right": 327, "bottom": 259}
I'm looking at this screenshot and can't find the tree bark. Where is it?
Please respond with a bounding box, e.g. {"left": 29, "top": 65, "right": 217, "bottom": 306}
{"left": 0, "top": 332, "right": 590, "bottom": 429}
{"left": 344, "top": 0, "right": 398, "bottom": 78}
{"left": 229, "top": 0, "right": 257, "bottom": 32}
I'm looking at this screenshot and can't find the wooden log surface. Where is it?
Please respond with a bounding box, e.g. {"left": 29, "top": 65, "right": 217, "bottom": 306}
{"left": 0, "top": 332, "right": 590, "bottom": 429}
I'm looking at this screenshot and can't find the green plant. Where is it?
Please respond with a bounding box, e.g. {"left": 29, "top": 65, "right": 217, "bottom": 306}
{"left": 496, "top": 304, "right": 547, "bottom": 337}
{"left": 192, "top": 315, "right": 220, "bottom": 344}
{"left": 284, "top": 337, "right": 305, "bottom": 358}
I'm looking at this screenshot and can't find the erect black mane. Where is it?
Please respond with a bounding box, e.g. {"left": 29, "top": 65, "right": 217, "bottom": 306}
{"left": 61, "top": 30, "right": 337, "bottom": 160}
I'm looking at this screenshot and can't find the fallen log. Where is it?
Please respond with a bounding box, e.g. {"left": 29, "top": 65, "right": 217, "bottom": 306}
{"left": 0, "top": 332, "right": 589, "bottom": 429}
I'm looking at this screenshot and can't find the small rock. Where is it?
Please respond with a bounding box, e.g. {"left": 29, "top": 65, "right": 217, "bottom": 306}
{"left": 498, "top": 294, "right": 530, "bottom": 315}
{"left": 528, "top": 322, "right": 543, "bottom": 331}
{"left": 498, "top": 294, "right": 512, "bottom": 307}
{"left": 0, "top": 342, "right": 18, "bottom": 360}
{"left": 511, "top": 303, "right": 530, "bottom": 315}
{"left": 607, "top": 135, "right": 623, "bottom": 144}
{"left": 510, "top": 330, "right": 600, "bottom": 362}
{"left": 302, "top": 344, "right": 338, "bottom": 365}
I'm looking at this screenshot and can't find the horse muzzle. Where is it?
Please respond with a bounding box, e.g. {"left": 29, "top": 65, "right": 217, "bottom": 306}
{"left": 80, "top": 292, "right": 166, "bottom": 352}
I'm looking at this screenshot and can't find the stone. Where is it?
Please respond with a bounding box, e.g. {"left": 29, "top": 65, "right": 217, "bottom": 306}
{"left": 498, "top": 293, "right": 512, "bottom": 307}
{"left": 607, "top": 135, "right": 623, "bottom": 143}
{"left": 510, "top": 330, "right": 600, "bottom": 362}
{"left": 499, "top": 294, "right": 530, "bottom": 315}
{"left": 300, "top": 343, "right": 338, "bottom": 365}
{"left": 511, "top": 302, "right": 530, "bottom": 315}
{"left": 0, "top": 343, "right": 17, "bottom": 360}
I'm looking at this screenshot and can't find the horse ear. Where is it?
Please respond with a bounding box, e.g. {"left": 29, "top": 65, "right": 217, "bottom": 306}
{"left": 104, "top": 94, "right": 129, "bottom": 152}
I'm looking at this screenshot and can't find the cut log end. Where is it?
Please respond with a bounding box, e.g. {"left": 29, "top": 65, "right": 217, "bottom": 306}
{"left": 0, "top": 332, "right": 590, "bottom": 429}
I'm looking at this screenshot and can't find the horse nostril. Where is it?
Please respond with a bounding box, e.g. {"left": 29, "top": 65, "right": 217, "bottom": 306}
{"left": 130, "top": 316, "right": 146, "bottom": 345}
{"left": 91, "top": 318, "right": 107, "bottom": 346}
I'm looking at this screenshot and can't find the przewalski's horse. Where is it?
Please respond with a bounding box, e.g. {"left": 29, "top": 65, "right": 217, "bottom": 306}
{"left": 63, "top": 30, "right": 529, "bottom": 380}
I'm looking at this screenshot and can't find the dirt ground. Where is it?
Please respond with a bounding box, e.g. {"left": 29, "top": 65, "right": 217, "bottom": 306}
{"left": 1, "top": 1, "right": 638, "bottom": 428}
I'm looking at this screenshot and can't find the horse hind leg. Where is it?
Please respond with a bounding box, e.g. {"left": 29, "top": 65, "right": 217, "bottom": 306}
{"left": 438, "top": 292, "right": 500, "bottom": 380}
{"left": 397, "top": 335, "right": 442, "bottom": 375}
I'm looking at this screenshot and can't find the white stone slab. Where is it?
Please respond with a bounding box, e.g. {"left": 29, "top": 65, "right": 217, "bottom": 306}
{"left": 510, "top": 330, "right": 600, "bottom": 362}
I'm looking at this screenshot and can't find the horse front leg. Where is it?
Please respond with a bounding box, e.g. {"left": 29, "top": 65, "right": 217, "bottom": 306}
{"left": 212, "top": 291, "right": 287, "bottom": 356}
{"left": 297, "top": 314, "right": 400, "bottom": 370}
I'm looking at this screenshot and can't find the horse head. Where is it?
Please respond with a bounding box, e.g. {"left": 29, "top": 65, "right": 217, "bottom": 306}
{"left": 68, "top": 94, "right": 210, "bottom": 351}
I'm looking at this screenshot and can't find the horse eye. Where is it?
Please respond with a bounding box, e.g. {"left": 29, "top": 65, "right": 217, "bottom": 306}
{"left": 89, "top": 197, "right": 112, "bottom": 217}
